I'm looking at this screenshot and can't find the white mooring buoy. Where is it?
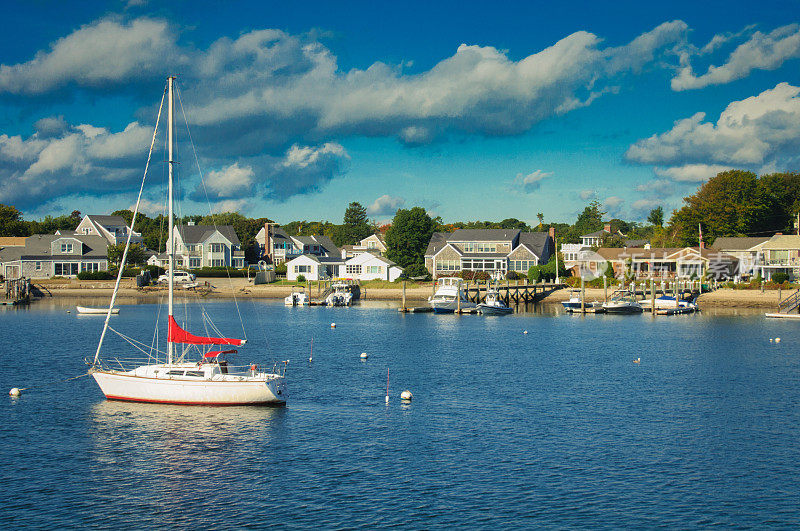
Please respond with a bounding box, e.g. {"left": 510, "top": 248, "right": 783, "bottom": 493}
{"left": 9, "top": 387, "right": 21, "bottom": 397}
{"left": 400, "top": 390, "right": 413, "bottom": 401}
{"left": 360, "top": 352, "right": 369, "bottom": 359}
{"left": 330, "top": 322, "right": 336, "bottom": 329}
{"left": 775, "top": 337, "right": 782, "bottom": 343}
{"left": 523, "top": 330, "right": 528, "bottom": 335}
{"left": 770, "top": 338, "right": 774, "bottom": 342}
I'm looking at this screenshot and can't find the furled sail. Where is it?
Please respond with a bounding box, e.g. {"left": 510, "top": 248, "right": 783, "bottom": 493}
{"left": 168, "top": 316, "right": 246, "bottom": 346}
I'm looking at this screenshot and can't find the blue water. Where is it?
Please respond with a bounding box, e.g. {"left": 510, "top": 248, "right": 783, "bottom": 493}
{"left": 2, "top": 300, "right": 800, "bottom": 528}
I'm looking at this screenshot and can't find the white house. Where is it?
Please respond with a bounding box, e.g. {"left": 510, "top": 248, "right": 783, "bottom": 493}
{"left": 340, "top": 252, "right": 402, "bottom": 282}
{"left": 286, "top": 255, "right": 345, "bottom": 281}
{"left": 149, "top": 223, "right": 245, "bottom": 269}
{"left": 74, "top": 214, "right": 142, "bottom": 246}
{"left": 255, "top": 225, "right": 340, "bottom": 264}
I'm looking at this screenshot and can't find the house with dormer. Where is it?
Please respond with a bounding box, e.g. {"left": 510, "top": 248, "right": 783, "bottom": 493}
{"left": 74, "top": 214, "right": 142, "bottom": 246}
{"left": 255, "top": 225, "right": 341, "bottom": 264}
{"left": 0, "top": 234, "right": 109, "bottom": 279}
{"left": 424, "top": 228, "right": 554, "bottom": 279}
{"left": 147, "top": 223, "right": 245, "bottom": 269}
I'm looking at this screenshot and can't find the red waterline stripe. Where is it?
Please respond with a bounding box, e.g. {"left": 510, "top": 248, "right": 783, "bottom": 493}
{"left": 104, "top": 395, "right": 284, "bottom": 407}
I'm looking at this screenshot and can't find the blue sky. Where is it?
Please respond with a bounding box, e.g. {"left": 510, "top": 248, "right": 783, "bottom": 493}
{"left": 2, "top": 0, "right": 799, "bottom": 226}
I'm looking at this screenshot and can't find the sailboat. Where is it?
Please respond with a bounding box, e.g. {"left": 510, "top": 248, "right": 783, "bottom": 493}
{"left": 88, "top": 76, "right": 287, "bottom": 406}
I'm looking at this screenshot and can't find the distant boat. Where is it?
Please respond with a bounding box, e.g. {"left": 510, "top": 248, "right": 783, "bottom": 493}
{"left": 640, "top": 295, "right": 697, "bottom": 312}
{"left": 325, "top": 283, "right": 353, "bottom": 306}
{"left": 428, "top": 277, "right": 477, "bottom": 313}
{"left": 478, "top": 288, "right": 512, "bottom": 315}
{"left": 561, "top": 288, "right": 601, "bottom": 312}
{"left": 602, "top": 290, "right": 643, "bottom": 314}
{"left": 285, "top": 291, "right": 309, "bottom": 306}
{"left": 77, "top": 306, "right": 119, "bottom": 315}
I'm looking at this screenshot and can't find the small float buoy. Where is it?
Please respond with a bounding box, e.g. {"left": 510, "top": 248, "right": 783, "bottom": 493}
{"left": 775, "top": 337, "right": 781, "bottom": 343}
{"left": 66, "top": 310, "right": 71, "bottom": 313}
{"left": 770, "top": 338, "right": 774, "bottom": 342}
{"left": 400, "top": 390, "right": 413, "bottom": 401}
{"left": 308, "top": 355, "right": 313, "bottom": 362}
{"left": 360, "top": 352, "right": 369, "bottom": 359}
{"left": 633, "top": 358, "right": 641, "bottom": 364}
{"left": 523, "top": 330, "right": 528, "bottom": 335}
{"left": 9, "top": 387, "right": 20, "bottom": 397}
{"left": 330, "top": 323, "right": 336, "bottom": 328}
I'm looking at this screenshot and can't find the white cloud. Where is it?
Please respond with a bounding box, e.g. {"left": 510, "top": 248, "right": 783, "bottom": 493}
{"left": 603, "top": 196, "right": 625, "bottom": 217}
{"left": 213, "top": 199, "right": 252, "bottom": 213}
{"left": 0, "top": 17, "right": 182, "bottom": 95}
{"left": 631, "top": 198, "right": 662, "bottom": 212}
{"left": 194, "top": 162, "right": 255, "bottom": 200}
{"left": 672, "top": 24, "right": 800, "bottom": 91}
{"left": 626, "top": 83, "right": 800, "bottom": 171}
{"left": 128, "top": 197, "right": 165, "bottom": 216}
{"left": 579, "top": 189, "right": 596, "bottom": 201}
{"left": 367, "top": 194, "right": 405, "bottom": 216}
{"left": 654, "top": 164, "right": 731, "bottom": 182}
{"left": 270, "top": 142, "right": 350, "bottom": 200}
{"left": 513, "top": 170, "right": 552, "bottom": 193}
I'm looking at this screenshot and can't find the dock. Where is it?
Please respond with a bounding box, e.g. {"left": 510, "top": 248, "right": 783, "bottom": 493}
{"left": 2, "top": 278, "right": 31, "bottom": 306}
{"left": 397, "top": 306, "right": 433, "bottom": 313}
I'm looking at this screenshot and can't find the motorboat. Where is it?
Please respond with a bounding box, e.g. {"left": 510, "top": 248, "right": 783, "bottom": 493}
{"left": 325, "top": 283, "right": 354, "bottom": 306}
{"left": 428, "top": 277, "right": 477, "bottom": 313}
{"left": 560, "top": 289, "right": 601, "bottom": 312}
{"left": 478, "top": 288, "right": 512, "bottom": 315}
{"left": 602, "top": 289, "right": 643, "bottom": 314}
{"left": 88, "top": 77, "right": 287, "bottom": 406}
{"left": 640, "top": 295, "right": 698, "bottom": 312}
{"left": 284, "top": 291, "right": 309, "bottom": 306}
{"left": 77, "top": 306, "right": 120, "bottom": 315}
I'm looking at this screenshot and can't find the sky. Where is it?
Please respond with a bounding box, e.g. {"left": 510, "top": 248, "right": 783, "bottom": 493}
{"left": 1, "top": 0, "right": 799, "bottom": 226}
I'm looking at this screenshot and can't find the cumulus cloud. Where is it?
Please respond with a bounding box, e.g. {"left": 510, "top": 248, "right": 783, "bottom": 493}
{"left": 513, "top": 170, "right": 551, "bottom": 193}
{"left": 672, "top": 24, "right": 800, "bottom": 91}
{"left": 579, "top": 189, "right": 597, "bottom": 201}
{"left": 626, "top": 83, "right": 800, "bottom": 173}
{"left": 270, "top": 143, "right": 350, "bottom": 199}
{"left": 631, "top": 198, "right": 662, "bottom": 212}
{"left": 603, "top": 196, "right": 625, "bottom": 218}
{"left": 654, "top": 164, "right": 731, "bottom": 182}
{"left": 0, "top": 17, "right": 183, "bottom": 95}
{"left": 367, "top": 194, "right": 405, "bottom": 216}
{"left": 192, "top": 162, "right": 255, "bottom": 200}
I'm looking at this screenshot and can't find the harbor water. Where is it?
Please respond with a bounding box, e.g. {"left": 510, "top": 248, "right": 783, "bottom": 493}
{"left": 2, "top": 300, "right": 800, "bottom": 528}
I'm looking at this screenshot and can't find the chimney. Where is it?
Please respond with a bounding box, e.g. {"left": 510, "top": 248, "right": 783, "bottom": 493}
{"left": 604, "top": 223, "right": 611, "bottom": 233}
{"left": 548, "top": 226, "right": 555, "bottom": 239}
{"left": 700, "top": 241, "right": 705, "bottom": 249}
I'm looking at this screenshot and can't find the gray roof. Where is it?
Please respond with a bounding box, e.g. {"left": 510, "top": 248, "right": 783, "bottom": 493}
{"left": 447, "top": 229, "right": 521, "bottom": 242}
{"left": 710, "top": 236, "right": 771, "bottom": 251}
{"left": 622, "top": 239, "right": 649, "bottom": 248}
{"left": 518, "top": 232, "right": 550, "bottom": 257}
{"left": 3, "top": 234, "right": 109, "bottom": 261}
{"left": 176, "top": 225, "right": 241, "bottom": 246}
{"left": 425, "top": 232, "right": 450, "bottom": 256}
{"left": 582, "top": 229, "right": 610, "bottom": 238}
{"left": 87, "top": 215, "right": 129, "bottom": 226}
{"left": 292, "top": 234, "right": 340, "bottom": 256}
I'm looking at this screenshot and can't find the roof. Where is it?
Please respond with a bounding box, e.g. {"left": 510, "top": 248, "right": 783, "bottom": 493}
{"left": 710, "top": 236, "right": 772, "bottom": 251}
{"left": 759, "top": 235, "right": 800, "bottom": 250}
{"left": 518, "top": 232, "right": 550, "bottom": 256}
{"left": 176, "top": 225, "right": 241, "bottom": 246}
{"left": 460, "top": 252, "right": 510, "bottom": 259}
{"left": 86, "top": 215, "right": 129, "bottom": 226}
{"left": 581, "top": 229, "right": 610, "bottom": 238}
{"left": 447, "top": 229, "right": 521, "bottom": 242}
{"left": 622, "top": 239, "right": 649, "bottom": 248}
{"left": 595, "top": 246, "right": 733, "bottom": 262}
{"left": 0, "top": 237, "right": 27, "bottom": 247}
{"left": 3, "top": 234, "right": 109, "bottom": 260}
{"left": 425, "top": 232, "right": 449, "bottom": 256}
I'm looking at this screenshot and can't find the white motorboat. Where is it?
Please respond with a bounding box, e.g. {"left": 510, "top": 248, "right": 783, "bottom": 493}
{"left": 602, "top": 289, "right": 643, "bottom": 314}
{"left": 477, "top": 288, "right": 512, "bottom": 315}
{"left": 560, "top": 289, "right": 601, "bottom": 312}
{"left": 325, "top": 283, "right": 354, "bottom": 306}
{"left": 284, "top": 291, "right": 309, "bottom": 306}
{"left": 639, "top": 295, "right": 697, "bottom": 312}
{"left": 428, "top": 277, "right": 477, "bottom": 313}
{"left": 89, "top": 77, "right": 287, "bottom": 406}
{"left": 77, "top": 306, "right": 119, "bottom": 315}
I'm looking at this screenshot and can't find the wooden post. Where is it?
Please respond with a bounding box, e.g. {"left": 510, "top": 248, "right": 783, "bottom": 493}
{"left": 457, "top": 285, "right": 462, "bottom": 313}
{"left": 402, "top": 280, "right": 406, "bottom": 310}
{"left": 650, "top": 279, "right": 655, "bottom": 316}
{"left": 674, "top": 280, "right": 679, "bottom": 308}
{"left": 580, "top": 275, "right": 585, "bottom": 313}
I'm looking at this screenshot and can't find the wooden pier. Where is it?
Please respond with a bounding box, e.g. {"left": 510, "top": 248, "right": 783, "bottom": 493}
{"left": 2, "top": 277, "right": 31, "bottom": 306}
{"left": 398, "top": 280, "right": 565, "bottom": 313}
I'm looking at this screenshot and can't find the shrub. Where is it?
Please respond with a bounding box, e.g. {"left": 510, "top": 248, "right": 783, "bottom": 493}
{"left": 506, "top": 271, "right": 520, "bottom": 280}
{"left": 527, "top": 265, "right": 542, "bottom": 283}
{"left": 274, "top": 263, "right": 287, "bottom": 275}
{"left": 403, "top": 263, "right": 430, "bottom": 280}
{"left": 144, "top": 265, "right": 165, "bottom": 277}
{"left": 77, "top": 271, "right": 114, "bottom": 280}
{"left": 296, "top": 274, "right": 306, "bottom": 282}
{"left": 772, "top": 272, "right": 790, "bottom": 284}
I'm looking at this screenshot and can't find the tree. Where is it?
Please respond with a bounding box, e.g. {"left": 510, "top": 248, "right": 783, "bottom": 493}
{"left": 342, "top": 201, "right": 372, "bottom": 244}
{"left": 107, "top": 243, "right": 146, "bottom": 266}
{"left": 0, "top": 204, "right": 28, "bottom": 236}
{"left": 572, "top": 200, "right": 605, "bottom": 240}
{"left": 647, "top": 206, "right": 664, "bottom": 227}
{"left": 385, "top": 207, "right": 436, "bottom": 269}
{"left": 537, "top": 213, "right": 544, "bottom": 228}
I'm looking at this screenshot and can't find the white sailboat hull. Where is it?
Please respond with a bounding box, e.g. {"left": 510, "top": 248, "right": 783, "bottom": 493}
{"left": 92, "top": 370, "right": 286, "bottom": 406}
{"left": 77, "top": 306, "right": 119, "bottom": 314}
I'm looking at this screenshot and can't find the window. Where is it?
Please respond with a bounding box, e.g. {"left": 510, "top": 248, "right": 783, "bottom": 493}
{"left": 510, "top": 260, "right": 533, "bottom": 272}
{"left": 176, "top": 258, "right": 184, "bottom": 266}
{"left": 462, "top": 243, "right": 476, "bottom": 253}
{"left": 367, "top": 241, "right": 376, "bottom": 249}
{"left": 81, "top": 262, "right": 100, "bottom": 272}
{"left": 55, "top": 263, "right": 79, "bottom": 276}
{"left": 211, "top": 259, "right": 225, "bottom": 267}
{"left": 233, "top": 259, "right": 243, "bottom": 268}
{"left": 189, "top": 258, "right": 201, "bottom": 268}
{"left": 166, "top": 370, "right": 184, "bottom": 376}
{"left": 60, "top": 243, "right": 74, "bottom": 253}
{"left": 367, "top": 265, "right": 381, "bottom": 274}
{"left": 436, "top": 260, "right": 459, "bottom": 271}
{"left": 35, "top": 262, "right": 42, "bottom": 271}
{"left": 184, "top": 371, "right": 205, "bottom": 378}
{"left": 82, "top": 228, "right": 91, "bottom": 235}
{"left": 294, "top": 264, "right": 311, "bottom": 273}
{"left": 346, "top": 264, "right": 362, "bottom": 275}
{"left": 210, "top": 243, "right": 224, "bottom": 253}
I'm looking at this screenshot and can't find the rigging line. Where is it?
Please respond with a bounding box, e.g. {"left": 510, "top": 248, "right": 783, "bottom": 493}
{"left": 176, "top": 84, "right": 247, "bottom": 342}
{"left": 94, "top": 84, "right": 166, "bottom": 366}
{"left": 108, "top": 326, "right": 168, "bottom": 356}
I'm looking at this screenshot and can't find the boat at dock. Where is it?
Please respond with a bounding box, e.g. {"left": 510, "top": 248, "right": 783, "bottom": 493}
{"left": 88, "top": 77, "right": 286, "bottom": 406}
{"left": 428, "top": 277, "right": 477, "bottom": 314}
{"left": 640, "top": 295, "right": 698, "bottom": 313}
{"left": 285, "top": 290, "right": 309, "bottom": 306}
{"left": 478, "top": 288, "right": 512, "bottom": 315}
{"left": 561, "top": 289, "right": 602, "bottom": 312}
{"left": 325, "top": 282, "right": 354, "bottom": 306}
{"left": 77, "top": 306, "right": 119, "bottom": 315}
{"left": 602, "top": 290, "right": 643, "bottom": 314}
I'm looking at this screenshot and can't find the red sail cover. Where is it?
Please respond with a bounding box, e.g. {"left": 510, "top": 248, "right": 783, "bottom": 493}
{"left": 168, "top": 316, "right": 245, "bottom": 346}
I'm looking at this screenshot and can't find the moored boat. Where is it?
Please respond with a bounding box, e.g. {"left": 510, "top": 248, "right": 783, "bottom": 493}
{"left": 602, "top": 289, "right": 643, "bottom": 314}
{"left": 77, "top": 306, "right": 120, "bottom": 315}
{"left": 428, "top": 277, "right": 477, "bottom": 313}
{"left": 478, "top": 288, "right": 512, "bottom": 315}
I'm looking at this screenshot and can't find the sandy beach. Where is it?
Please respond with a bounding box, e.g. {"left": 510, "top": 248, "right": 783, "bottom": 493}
{"left": 23, "top": 278, "right": 788, "bottom": 309}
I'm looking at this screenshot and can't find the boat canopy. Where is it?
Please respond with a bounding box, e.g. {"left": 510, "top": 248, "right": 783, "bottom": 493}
{"left": 203, "top": 349, "right": 238, "bottom": 358}
{"left": 168, "top": 316, "right": 246, "bottom": 346}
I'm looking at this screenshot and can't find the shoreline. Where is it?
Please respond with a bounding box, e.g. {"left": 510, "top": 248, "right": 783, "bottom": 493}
{"left": 23, "top": 279, "right": 786, "bottom": 309}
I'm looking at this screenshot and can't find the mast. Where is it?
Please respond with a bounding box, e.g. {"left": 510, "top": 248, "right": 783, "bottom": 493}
{"left": 168, "top": 76, "right": 175, "bottom": 366}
